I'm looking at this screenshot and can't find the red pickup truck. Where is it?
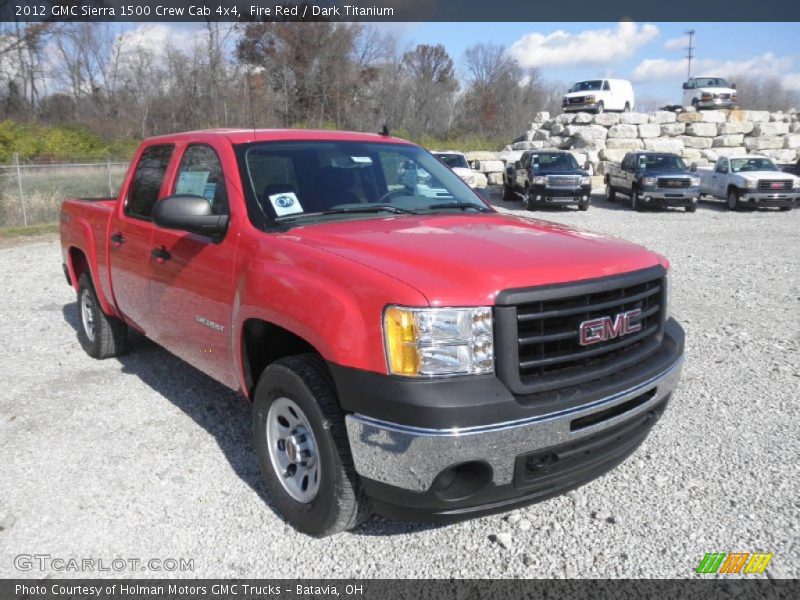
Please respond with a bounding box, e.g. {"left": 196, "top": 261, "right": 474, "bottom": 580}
{"left": 61, "top": 129, "right": 684, "bottom": 536}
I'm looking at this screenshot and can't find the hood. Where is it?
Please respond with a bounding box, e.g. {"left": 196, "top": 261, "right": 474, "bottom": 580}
{"left": 642, "top": 169, "right": 693, "bottom": 177}
{"left": 534, "top": 169, "right": 588, "bottom": 176}
{"left": 451, "top": 167, "right": 477, "bottom": 177}
{"left": 737, "top": 171, "right": 796, "bottom": 181}
{"left": 281, "top": 213, "right": 663, "bottom": 306}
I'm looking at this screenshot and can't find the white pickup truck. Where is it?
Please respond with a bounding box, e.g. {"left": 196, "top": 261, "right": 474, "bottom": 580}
{"left": 699, "top": 155, "right": 799, "bottom": 211}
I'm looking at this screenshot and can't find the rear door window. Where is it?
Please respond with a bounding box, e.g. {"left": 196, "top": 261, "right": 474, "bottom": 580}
{"left": 125, "top": 145, "right": 174, "bottom": 220}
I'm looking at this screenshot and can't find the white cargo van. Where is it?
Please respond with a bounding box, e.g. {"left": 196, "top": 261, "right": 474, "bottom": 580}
{"left": 562, "top": 79, "right": 635, "bottom": 113}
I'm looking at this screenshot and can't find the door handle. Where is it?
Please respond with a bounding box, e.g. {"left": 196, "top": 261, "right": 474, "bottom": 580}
{"left": 110, "top": 233, "right": 125, "bottom": 247}
{"left": 151, "top": 247, "right": 171, "bottom": 263}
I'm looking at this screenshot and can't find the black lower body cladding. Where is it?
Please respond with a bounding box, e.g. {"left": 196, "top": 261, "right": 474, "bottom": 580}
{"left": 329, "top": 319, "right": 684, "bottom": 520}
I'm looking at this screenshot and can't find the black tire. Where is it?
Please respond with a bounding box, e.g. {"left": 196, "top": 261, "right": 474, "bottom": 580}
{"left": 692, "top": 98, "right": 700, "bottom": 111}
{"left": 522, "top": 187, "right": 535, "bottom": 210}
{"left": 596, "top": 101, "right": 605, "bottom": 114}
{"left": 685, "top": 204, "right": 697, "bottom": 213}
{"left": 578, "top": 202, "right": 589, "bottom": 211}
{"left": 727, "top": 188, "right": 740, "bottom": 211}
{"left": 77, "top": 273, "right": 127, "bottom": 359}
{"left": 253, "top": 354, "right": 369, "bottom": 537}
{"left": 632, "top": 189, "right": 643, "bottom": 212}
{"left": 502, "top": 183, "right": 514, "bottom": 201}
{"left": 605, "top": 183, "right": 616, "bottom": 202}
{"left": 779, "top": 206, "right": 792, "bottom": 212}
{"left": 623, "top": 102, "right": 631, "bottom": 112}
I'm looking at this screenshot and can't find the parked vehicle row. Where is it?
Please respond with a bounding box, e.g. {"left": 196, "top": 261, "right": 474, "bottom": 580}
{"left": 562, "top": 75, "right": 739, "bottom": 114}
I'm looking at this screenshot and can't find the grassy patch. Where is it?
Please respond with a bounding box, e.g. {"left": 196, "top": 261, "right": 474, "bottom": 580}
{"left": 0, "top": 222, "right": 59, "bottom": 238}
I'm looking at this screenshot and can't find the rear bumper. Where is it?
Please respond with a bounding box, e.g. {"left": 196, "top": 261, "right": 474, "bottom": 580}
{"left": 336, "top": 319, "right": 684, "bottom": 520}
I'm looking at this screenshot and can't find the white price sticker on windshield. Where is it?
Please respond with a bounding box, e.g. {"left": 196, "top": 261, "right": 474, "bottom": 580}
{"left": 351, "top": 156, "right": 373, "bottom": 164}
{"left": 269, "top": 191, "right": 303, "bottom": 216}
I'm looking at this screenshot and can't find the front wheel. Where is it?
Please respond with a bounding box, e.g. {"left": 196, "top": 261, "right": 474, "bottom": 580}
{"left": 632, "top": 189, "right": 643, "bottom": 212}
{"left": 502, "top": 182, "right": 514, "bottom": 201}
{"left": 253, "top": 354, "right": 369, "bottom": 537}
{"left": 727, "top": 189, "right": 740, "bottom": 211}
{"left": 578, "top": 202, "right": 589, "bottom": 211}
{"left": 523, "top": 188, "right": 536, "bottom": 210}
{"left": 605, "top": 183, "right": 616, "bottom": 202}
{"left": 595, "top": 101, "right": 605, "bottom": 114}
{"left": 685, "top": 204, "right": 697, "bottom": 213}
{"left": 77, "top": 273, "right": 127, "bottom": 359}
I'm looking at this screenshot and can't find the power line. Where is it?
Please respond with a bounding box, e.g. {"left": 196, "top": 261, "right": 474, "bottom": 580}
{"left": 684, "top": 29, "right": 696, "bottom": 79}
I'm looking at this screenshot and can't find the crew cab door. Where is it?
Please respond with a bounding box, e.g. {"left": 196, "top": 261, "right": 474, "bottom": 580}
{"left": 711, "top": 158, "right": 729, "bottom": 197}
{"left": 108, "top": 144, "right": 175, "bottom": 333}
{"left": 148, "top": 142, "right": 239, "bottom": 388}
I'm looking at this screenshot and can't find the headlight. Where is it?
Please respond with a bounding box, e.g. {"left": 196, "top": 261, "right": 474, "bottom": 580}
{"left": 793, "top": 179, "right": 800, "bottom": 189}
{"left": 691, "top": 177, "right": 701, "bottom": 187}
{"left": 642, "top": 176, "right": 656, "bottom": 186}
{"left": 585, "top": 95, "right": 595, "bottom": 102}
{"left": 533, "top": 176, "right": 546, "bottom": 185}
{"left": 383, "top": 306, "right": 494, "bottom": 376}
{"left": 580, "top": 176, "right": 591, "bottom": 185}
{"left": 744, "top": 179, "right": 756, "bottom": 189}
{"left": 464, "top": 175, "right": 475, "bottom": 185}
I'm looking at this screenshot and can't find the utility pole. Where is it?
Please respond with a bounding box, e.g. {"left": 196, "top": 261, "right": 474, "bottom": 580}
{"left": 684, "top": 29, "right": 696, "bottom": 79}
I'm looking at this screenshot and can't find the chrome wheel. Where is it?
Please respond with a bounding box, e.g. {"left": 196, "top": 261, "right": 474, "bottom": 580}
{"left": 80, "top": 289, "right": 96, "bottom": 343}
{"left": 266, "top": 397, "right": 320, "bottom": 503}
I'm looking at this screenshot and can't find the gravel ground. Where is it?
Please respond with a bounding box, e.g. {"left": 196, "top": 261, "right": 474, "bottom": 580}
{"left": 0, "top": 191, "right": 798, "bottom": 579}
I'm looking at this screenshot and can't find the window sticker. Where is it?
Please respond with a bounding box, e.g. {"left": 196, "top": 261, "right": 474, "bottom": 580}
{"left": 203, "top": 182, "right": 217, "bottom": 201}
{"left": 269, "top": 191, "right": 303, "bottom": 216}
{"left": 351, "top": 156, "right": 373, "bottom": 164}
{"left": 176, "top": 170, "right": 210, "bottom": 197}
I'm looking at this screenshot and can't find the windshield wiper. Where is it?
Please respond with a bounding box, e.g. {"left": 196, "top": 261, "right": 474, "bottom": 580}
{"left": 319, "top": 204, "right": 418, "bottom": 215}
{"left": 425, "top": 202, "right": 492, "bottom": 212}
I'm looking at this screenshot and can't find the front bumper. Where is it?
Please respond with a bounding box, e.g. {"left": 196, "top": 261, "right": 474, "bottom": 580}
{"left": 639, "top": 187, "right": 700, "bottom": 207}
{"left": 696, "top": 99, "right": 737, "bottom": 109}
{"left": 530, "top": 184, "right": 592, "bottom": 205}
{"left": 739, "top": 191, "right": 798, "bottom": 207}
{"left": 562, "top": 103, "right": 598, "bottom": 112}
{"left": 337, "top": 319, "right": 684, "bottom": 520}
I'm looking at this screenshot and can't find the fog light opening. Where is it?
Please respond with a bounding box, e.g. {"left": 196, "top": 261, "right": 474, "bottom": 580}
{"left": 431, "top": 461, "right": 493, "bottom": 502}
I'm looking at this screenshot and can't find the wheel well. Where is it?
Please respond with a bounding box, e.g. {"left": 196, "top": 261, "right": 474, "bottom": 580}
{"left": 727, "top": 184, "right": 739, "bottom": 195}
{"left": 241, "top": 319, "right": 318, "bottom": 397}
{"left": 69, "top": 247, "right": 90, "bottom": 286}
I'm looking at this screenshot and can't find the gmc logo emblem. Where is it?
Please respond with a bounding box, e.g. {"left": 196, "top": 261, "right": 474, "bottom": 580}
{"left": 578, "top": 309, "right": 642, "bottom": 346}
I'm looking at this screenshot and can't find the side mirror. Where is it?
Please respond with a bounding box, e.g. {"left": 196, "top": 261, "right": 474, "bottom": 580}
{"left": 514, "top": 160, "right": 522, "bottom": 170}
{"left": 584, "top": 160, "right": 591, "bottom": 171}
{"left": 691, "top": 162, "right": 697, "bottom": 172}
{"left": 682, "top": 82, "right": 688, "bottom": 90}
{"left": 731, "top": 83, "right": 737, "bottom": 89}
{"left": 153, "top": 195, "right": 229, "bottom": 238}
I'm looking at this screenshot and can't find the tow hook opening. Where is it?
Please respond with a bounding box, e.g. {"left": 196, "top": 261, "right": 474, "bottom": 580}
{"left": 431, "top": 461, "right": 493, "bottom": 502}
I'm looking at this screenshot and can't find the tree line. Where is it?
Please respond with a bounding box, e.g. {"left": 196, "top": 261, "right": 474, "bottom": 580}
{"left": 1, "top": 22, "right": 797, "bottom": 159}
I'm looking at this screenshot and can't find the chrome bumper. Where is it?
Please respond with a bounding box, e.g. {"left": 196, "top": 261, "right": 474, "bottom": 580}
{"left": 345, "top": 358, "right": 683, "bottom": 492}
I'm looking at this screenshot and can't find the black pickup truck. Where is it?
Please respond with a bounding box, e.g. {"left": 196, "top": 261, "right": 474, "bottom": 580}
{"left": 503, "top": 150, "right": 592, "bottom": 211}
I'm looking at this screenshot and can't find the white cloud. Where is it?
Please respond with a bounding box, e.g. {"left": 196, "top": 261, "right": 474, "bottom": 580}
{"left": 508, "top": 22, "right": 659, "bottom": 69}
{"left": 663, "top": 36, "right": 687, "bottom": 51}
{"left": 783, "top": 73, "right": 800, "bottom": 90}
{"left": 632, "top": 52, "right": 796, "bottom": 83}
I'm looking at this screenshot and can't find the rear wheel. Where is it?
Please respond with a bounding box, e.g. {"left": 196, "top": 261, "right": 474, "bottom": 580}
{"left": 76, "top": 273, "right": 127, "bottom": 359}
{"left": 779, "top": 206, "right": 792, "bottom": 212}
{"left": 253, "top": 354, "right": 369, "bottom": 537}
{"left": 623, "top": 102, "right": 631, "bottom": 112}
{"left": 727, "top": 189, "right": 740, "bottom": 211}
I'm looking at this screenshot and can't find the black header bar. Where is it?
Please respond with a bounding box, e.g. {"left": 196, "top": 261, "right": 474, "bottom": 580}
{"left": 2, "top": 0, "right": 800, "bottom": 22}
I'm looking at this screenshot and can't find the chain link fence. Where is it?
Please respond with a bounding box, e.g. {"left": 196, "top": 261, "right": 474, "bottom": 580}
{"left": 0, "top": 154, "right": 130, "bottom": 227}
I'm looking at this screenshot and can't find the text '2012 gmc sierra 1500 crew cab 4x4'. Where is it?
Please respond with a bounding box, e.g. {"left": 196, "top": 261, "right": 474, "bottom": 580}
{"left": 605, "top": 152, "right": 701, "bottom": 212}
{"left": 503, "top": 150, "right": 592, "bottom": 210}
{"left": 61, "top": 129, "right": 684, "bottom": 537}
{"left": 699, "top": 155, "right": 799, "bottom": 211}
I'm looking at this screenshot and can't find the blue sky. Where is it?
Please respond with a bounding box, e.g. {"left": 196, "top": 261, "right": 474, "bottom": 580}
{"left": 391, "top": 22, "right": 800, "bottom": 105}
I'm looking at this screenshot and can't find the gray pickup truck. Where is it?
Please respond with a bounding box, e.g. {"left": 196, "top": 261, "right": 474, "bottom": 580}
{"left": 605, "top": 152, "right": 701, "bottom": 212}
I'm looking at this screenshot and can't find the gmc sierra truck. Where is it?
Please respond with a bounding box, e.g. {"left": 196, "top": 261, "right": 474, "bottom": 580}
{"left": 502, "top": 150, "right": 592, "bottom": 210}
{"left": 605, "top": 151, "right": 701, "bottom": 212}
{"left": 699, "top": 155, "right": 799, "bottom": 210}
{"left": 61, "top": 129, "right": 684, "bottom": 536}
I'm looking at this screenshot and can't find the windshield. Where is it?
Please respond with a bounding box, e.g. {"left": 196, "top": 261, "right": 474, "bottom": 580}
{"left": 637, "top": 154, "right": 688, "bottom": 171}
{"left": 434, "top": 153, "right": 469, "bottom": 169}
{"left": 531, "top": 152, "right": 580, "bottom": 171}
{"left": 730, "top": 157, "right": 779, "bottom": 172}
{"left": 569, "top": 80, "right": 602, "bottom": 92}
{"left": 238, "top": 141, "right": 488, "bottom": 226}
{"left": 695, "top": 77, "right": 729, "bottom": 88}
